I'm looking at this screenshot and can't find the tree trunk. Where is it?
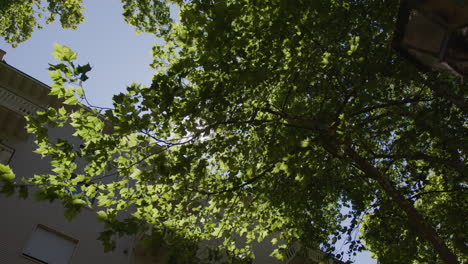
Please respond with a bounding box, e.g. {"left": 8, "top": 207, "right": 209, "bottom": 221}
{"left": 344, "top": 146, "right": 459, "bottom": 264}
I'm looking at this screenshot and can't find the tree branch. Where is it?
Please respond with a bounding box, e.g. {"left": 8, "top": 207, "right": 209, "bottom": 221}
{"left": 407, "top": 188, "right": 467, "bottom": 201}
{"left": 343, "top": 144, "right": 460, "bottom": 264}
{"left": 350, "top": 97, "right": 433, "bottom": 117}
{"left": 372, "top": 152, "right": 466, "bottom": 172}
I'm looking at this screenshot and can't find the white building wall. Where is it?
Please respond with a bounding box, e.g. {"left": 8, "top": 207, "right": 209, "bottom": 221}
{"left": 0, "top": 60, "right": 135, "bottom": 264}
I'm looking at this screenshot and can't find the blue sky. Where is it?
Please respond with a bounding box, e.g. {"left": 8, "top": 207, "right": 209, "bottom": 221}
{"left": 0, "top": 0, "right": 157, "bottom": 108}
{"left": 0, "top": 1, "right": 376, "bottom": 263}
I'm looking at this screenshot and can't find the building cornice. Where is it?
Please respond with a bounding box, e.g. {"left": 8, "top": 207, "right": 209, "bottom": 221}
{"left": 0, "top": 86, "right": 45, "bottom": 116}
{"left": 0, "top": 58, "right": 58, "bottom": 142}
{"left": 0, "top": 61, "right": 59, "bottom": 110}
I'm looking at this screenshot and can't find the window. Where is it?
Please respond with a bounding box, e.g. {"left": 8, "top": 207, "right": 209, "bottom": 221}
{"left": 23, "top": 225, "right": 78, "bottom": 264}
{"left": 0, "top": 142, "right": 14, "bottom": 164}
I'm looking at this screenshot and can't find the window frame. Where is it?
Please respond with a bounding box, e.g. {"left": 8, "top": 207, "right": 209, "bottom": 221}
{"left": 0, "top": 141, "right": 14, "bottom": 164}
{"left": 22, "top": 224, "right": 79, "bottom": 264}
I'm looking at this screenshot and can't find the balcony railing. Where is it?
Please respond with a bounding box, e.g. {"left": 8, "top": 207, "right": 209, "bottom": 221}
{"left": 284, "top": 242, "right": 337, "bottom": 264}
{"left": 284, "top": 244, "right": 298, "bottom": 263}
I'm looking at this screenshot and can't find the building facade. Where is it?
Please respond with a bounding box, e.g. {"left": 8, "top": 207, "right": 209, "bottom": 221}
{"left": 0, "top": 51, "right": 136, "bottom": 264}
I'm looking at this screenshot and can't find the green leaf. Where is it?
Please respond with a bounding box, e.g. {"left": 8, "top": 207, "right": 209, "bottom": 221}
{"left": 52, "top": 43, "right": 77, "bottom": 61}
{"left": 0, "top": 164, "right": 15, "bottom": 181}
{"left": 211, "top": 226, "right": 223, "bottom": 238}
{"left": 321, "top": 51, "right": 331, "bottom": 66}
{"left": 58, "top": 107, "right": 67, "bottom": 116}
{"left": 97, "top": 210, "right": 108, "bottom": 221}
{"left": 49, "top": 83, "right": 64, "bottom": 96}
{"left": 76, "top": 87, "right": 84, "bottom": 96}
{"left": 63, "top": 96, "right": 79, "bottom": 105}
{"left": 271, "top": 237, "right": 278, "bottom": 245}
{"left": 76, "top": 63, "right": 92, "bottom": 74}
{"left": 49, "top": 70, "right": 62, "bottom": 81}
{"left": 72, "top": 198, "right": 87, "bottom": 205}
{"left": 76, "top": 63, "right": 92, "bottom": 82}
{"left": 270, "top": 249, "right": 285, "bottom": 261}
{"left": 300, "top": 138, "right": 310, "bottom": 147}
{"left": 129, "top": 168, "right": 142, "bottom": 179}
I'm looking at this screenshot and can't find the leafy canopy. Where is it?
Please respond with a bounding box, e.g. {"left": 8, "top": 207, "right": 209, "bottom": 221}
{"left": 2, "top": 1, "right": 467, "bottom": 263}
{"left": 0, "top": 0, "right": 170, "bottom": 46}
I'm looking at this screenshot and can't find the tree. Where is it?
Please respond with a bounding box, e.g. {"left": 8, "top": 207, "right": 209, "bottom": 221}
{"left": 0, "top": 0, "right": 170, "bottom": 46}
{"left": 1, "top": 1, "right": 466, "bottom": 263}
{"left": 0, "top": 0, "right": 84, "bottom": 46}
